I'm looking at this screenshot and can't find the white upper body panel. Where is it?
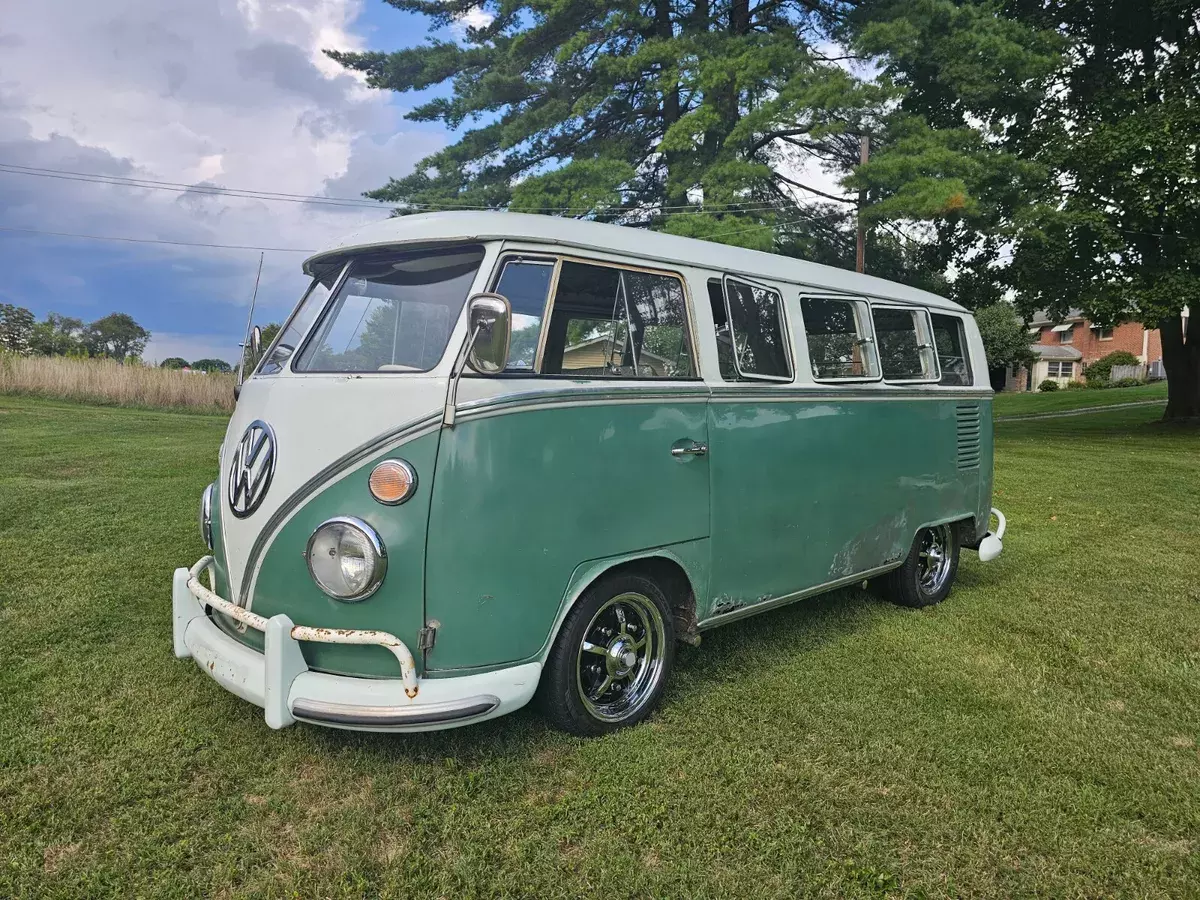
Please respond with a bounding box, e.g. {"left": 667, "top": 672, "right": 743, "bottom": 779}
{"left": 303, "top": 211, "right": 969, "bottom": 315}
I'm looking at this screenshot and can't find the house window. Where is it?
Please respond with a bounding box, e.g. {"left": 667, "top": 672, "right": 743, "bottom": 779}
{"left": 871, "top": 307, "right": 939, "bottom": 382}
{"left": 721, "top": 276, "right": 792, "bottom": 381}
{"left": 1055, "top": 324, "right": 1074, "bottom": 344}
{"left": 1094, "top": 326, "right": 1114, "bottom": 341}
{"left": 539, "top": 260, "right": 695, "bottom": 379}
{"left": 931, "top": 313, "right": 973, "bottom": 386}
{"left": 800, "top": 296, "right": 880, "bottom": 381}
{"left": 1046, "top": 360, "right": 1074, "bottom": 378}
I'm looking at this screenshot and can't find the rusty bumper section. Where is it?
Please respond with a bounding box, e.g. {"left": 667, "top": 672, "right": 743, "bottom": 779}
{"left": 172, "top": 556, "right": 526, "bottom": 732}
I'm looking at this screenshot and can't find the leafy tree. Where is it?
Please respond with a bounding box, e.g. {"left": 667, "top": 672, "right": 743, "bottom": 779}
{"left": 160, "top": 357, "right": 190, "bottom": 370}
{"left": 191, "top": 358, "right": 232, "bottom": 374}
{"left": 854, "top": 0, "right": 1200, "bottom": 421}
{"left": 83, "top": 313, "right": 150, "bottom": 362}
{"left": 29, "top": 313, "right": 84, "bottom": 356}
{"left": 974, "top": 303, "right": 1035, "bottom": 378}
{"left": 0, "top": 304, "right": 36, "bottom": 355}
{"left": 244, "top": 322, "right": 282, "bottom": 372}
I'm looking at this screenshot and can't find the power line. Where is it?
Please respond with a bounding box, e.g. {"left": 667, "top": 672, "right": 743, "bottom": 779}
{"left": 0, "top": 224, "right": 314, "bottom": 253}
{"left": 0, "top": 203, "right": 855, "bottom": 254}
{"left": 0, "top": 161, "right": 849, "bottom": 217}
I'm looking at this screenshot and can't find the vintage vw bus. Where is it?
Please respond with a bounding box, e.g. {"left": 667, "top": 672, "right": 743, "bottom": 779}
{"left": 172, "top": 212, "right": 1006, "bottom": 735}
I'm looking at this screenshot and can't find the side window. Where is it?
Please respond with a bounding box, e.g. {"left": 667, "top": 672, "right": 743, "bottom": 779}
{"left": 707, "top": 279, "right": 739, "bottom": 381}
{"left": 722, "top": 276, "right": 792, "bottom": 381}
{"left": 800, "top": 296, "right": 880, "bottom": 381}
{"left": 493, "top": 258, "right": 554, "bottom": 371}
{"left": 930, "top": 313, "right": 973, "bottom": 386}
{"left": 541, "top": 260, "right": 695, "bottom": 378}
{"left": 872, "top": 306, "right": 939, "bottom": 382}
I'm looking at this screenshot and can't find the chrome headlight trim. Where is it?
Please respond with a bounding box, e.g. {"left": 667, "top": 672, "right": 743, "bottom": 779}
{"left": 305, "top": 515, "right": 388, "bottom": 602}
{"left": 199, "top": 482, "right": 215, "bottom": 550}
{"left": 368, "top": 458, "right": 418, "bottom": 506}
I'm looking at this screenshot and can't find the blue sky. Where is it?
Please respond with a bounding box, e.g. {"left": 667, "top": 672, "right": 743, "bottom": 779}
{"left": 0, "top": 0, "right": 471, "bottom": 364}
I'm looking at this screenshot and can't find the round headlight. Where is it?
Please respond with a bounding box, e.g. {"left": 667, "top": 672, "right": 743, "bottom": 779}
{"left": 199, "top": 482, "right": 215, "bottom": 550}
{"left": 306, "top": 516, "right": 387, "bottom": 601}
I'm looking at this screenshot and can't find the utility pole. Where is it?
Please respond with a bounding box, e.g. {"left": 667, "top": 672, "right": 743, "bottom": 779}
{"left": 856, "top": 134, "right": 869, "bottom": 274}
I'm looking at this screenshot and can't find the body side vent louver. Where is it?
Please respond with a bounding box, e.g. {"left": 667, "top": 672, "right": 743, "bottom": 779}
{"left": 956, "top": 403, "right": 981, "bottom": 470}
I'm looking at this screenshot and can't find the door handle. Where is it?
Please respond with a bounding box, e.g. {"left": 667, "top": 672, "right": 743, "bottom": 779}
{"left": 670, "top": 442, "right": 708, "bottom": 458}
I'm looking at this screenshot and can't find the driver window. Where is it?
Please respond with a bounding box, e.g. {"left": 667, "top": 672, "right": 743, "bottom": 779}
{"left": 493, "top": 258, "right": 554, "bottom": 371}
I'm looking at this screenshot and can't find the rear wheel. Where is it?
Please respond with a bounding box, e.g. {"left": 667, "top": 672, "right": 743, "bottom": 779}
{"left": 882, "top": 523, "right": 960, "bottom": 608}
{"left": 537, "top": 572, "right": 675, "bottom": 736}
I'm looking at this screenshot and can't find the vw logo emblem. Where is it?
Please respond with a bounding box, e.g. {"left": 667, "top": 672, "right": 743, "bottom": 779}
{"left": 228, "top": 420, "right": 277, "bottom": 519}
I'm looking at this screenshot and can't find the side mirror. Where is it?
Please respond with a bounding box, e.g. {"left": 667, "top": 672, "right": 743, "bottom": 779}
{"left": 250, "top": 325, "right": 263, "bottom": 357}
{"left": 465, "top": 293, "right": 511, "bottom": 375}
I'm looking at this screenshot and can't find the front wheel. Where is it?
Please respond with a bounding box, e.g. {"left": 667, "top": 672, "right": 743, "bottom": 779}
{"left": 882, "top": 523, "right": 960, "bottom": 608}
{"left": 536, "top": 572, "right": 675, "bottom": 736}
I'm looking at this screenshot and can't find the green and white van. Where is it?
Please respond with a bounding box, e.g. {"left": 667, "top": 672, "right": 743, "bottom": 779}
{"left": 172, "top": 212, "right": 1006, "bottom": 736}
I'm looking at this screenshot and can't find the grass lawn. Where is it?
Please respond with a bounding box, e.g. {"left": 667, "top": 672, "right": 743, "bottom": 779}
{"left": 992, "top": 380, "right": 1168, "bottom": 417}
{"left": 2, "top": 395, "right": 1198, "bottom": 898}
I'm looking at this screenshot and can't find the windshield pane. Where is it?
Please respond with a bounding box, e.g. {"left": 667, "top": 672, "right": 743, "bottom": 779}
{"left": 256, "top": 267, "right": 341, "bottom": 376}
{"left": 294, "top": 247, "right": 484, "bottom": 373}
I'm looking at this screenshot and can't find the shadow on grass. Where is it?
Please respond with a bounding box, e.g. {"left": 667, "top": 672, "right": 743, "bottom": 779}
{"left": 289, "top": 570, "right": 1009, "bottom": 761}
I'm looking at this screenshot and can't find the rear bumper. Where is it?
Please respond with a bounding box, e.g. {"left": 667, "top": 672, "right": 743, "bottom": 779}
{"left": 972, "top": 507, "right": 1006, "bottom": 562}
{"left": 172, "top": 558, "right": 540, "bottom": 732}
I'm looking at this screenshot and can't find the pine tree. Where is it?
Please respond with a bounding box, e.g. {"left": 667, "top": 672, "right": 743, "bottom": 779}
{"left": 327, "top": 0, "right": 888, "bottom": 250}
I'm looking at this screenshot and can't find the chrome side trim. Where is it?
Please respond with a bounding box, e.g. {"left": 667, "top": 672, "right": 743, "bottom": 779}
{"left": 697, "top": 561, "right": 904, "bottom": 629}
{"left": 291, "top": 695, "right": 499, "bottom": 728}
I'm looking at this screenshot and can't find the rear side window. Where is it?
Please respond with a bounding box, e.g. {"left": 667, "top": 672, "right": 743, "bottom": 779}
{"left": 800, "top": 296, "right": 880, "bottom": 381}
{"left": 707, "top": 279, "right": 739, "bottom": 381}
{"left": 931, "top": 313, "right": 973, "bottom": 386}
{"left": 722, "top": 276, "right": 792, "bottom": 381}
{"left": 872, "top": 307, "right": 939, "bottom": 382}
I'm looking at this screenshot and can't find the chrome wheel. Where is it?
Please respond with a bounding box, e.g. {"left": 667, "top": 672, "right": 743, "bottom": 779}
{"left": 918, "top": 524, "right": 954, "bottom": 596}
{"left": 575, "top": 591, "right": 667, "bottom": 723}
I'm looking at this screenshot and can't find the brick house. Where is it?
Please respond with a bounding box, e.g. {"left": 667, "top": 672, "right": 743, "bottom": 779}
{"left": 1004, "top": 309, "right": 1163, "bottom": 390}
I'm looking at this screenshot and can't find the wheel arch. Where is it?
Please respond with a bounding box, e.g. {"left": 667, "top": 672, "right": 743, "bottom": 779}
{"left": 538, "top": 543, "right": 707, "bottom": 664}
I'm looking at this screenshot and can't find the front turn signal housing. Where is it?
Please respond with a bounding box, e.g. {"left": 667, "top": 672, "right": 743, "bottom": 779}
{"left": 369, "top": 459, "right": 417, "bottom": 505}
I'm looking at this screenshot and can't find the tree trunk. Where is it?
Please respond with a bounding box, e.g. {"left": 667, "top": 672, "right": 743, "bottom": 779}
{"left": 1159, "top": 314, "right": 1200, "bottom": 422}
{"left": 656, "top": 0, "right": 686, "bottom": 208}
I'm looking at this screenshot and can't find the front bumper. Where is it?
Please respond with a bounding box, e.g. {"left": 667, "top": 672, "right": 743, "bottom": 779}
{"left": 172, "top": 557, "right": 540, "bottom": 732}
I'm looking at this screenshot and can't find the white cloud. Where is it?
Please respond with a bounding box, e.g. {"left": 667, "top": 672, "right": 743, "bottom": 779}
{"left": 0, "top": 0, "right": 444, "bottom": 330}
{"left": 452, "top": 8, "right": 495, "bottom": 37}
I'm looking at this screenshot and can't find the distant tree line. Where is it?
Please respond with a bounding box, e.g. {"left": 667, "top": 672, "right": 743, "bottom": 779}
{"left": 0, "top": 304, "right": 150, "bottom": 363}
{"left": 0, "top": 304, "right": 232, "bottom": 372}
{"left": 161, "top": 357, "right": 232, "bottom": 373}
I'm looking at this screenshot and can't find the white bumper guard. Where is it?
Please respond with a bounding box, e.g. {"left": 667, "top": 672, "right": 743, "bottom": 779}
{"left": 977, "top": 507, "right": 1006, "bottom": 562}
{"left": 172, "top": 557, "right": 540, "bottom": 732}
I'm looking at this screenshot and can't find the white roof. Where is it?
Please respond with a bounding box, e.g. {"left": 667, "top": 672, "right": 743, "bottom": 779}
{"left": 304, "top": 211, "right": 967, "bottom": 313}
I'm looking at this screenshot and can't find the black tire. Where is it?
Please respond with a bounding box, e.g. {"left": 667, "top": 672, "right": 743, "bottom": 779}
{"left": 881, "top": 523, "right": 960, "bottom": 608}
{"left": 536, "top": 571, "right": 676, "bottom": 736}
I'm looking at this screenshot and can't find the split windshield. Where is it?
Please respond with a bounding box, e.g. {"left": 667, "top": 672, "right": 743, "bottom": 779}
{"left": 290, "top": 246, "right": 484, "bottom": 373}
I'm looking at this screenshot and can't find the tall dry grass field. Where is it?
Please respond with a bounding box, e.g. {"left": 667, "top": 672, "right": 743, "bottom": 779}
{"left": 0, "top": 354, "right": 234, "bottom": 413}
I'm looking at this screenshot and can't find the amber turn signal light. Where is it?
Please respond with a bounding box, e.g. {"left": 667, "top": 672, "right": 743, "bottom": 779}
{"left": 368, "top": 459, "right": 417, "bottom": 505}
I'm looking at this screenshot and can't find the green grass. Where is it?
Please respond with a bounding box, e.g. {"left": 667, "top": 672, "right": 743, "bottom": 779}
{"left": 992, "top": 380, "right": 1168, "bottom": 417}
{"left": 2, "top": 395, "right": 1198, "bottom": 898}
